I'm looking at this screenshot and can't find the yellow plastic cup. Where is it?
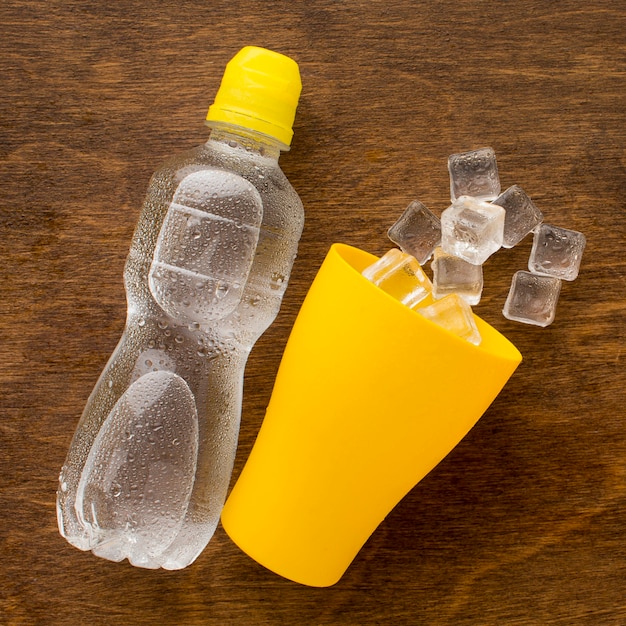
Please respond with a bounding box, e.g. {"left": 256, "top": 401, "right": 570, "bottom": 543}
{"left": 221, "top": 243, "right": 522, "bottom": 587}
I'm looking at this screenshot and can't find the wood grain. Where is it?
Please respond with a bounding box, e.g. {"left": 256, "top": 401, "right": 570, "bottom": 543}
{"left": 1, "top": 1, "right": 625, "bottom": 623}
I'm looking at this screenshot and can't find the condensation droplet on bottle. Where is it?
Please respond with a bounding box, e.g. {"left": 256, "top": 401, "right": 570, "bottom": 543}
{"left": 270, "top": 273, "right": 285, "bottom": 290}
{"left": 138, "top": 318, "right": 146, "bottom": 327}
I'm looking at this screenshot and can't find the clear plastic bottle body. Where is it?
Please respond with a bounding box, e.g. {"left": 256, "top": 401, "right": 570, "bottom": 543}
{"left": 57, "top": 126, "right": 304, "bottom": 569}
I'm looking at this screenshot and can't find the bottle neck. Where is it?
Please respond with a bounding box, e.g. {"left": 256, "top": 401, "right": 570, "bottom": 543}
{"left": 205, "top": 122, "right": 286, "bottom": 161}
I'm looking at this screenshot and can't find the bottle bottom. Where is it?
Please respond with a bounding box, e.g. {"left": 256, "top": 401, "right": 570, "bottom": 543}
{"left": 69, "top": 370, "right": 200, "bottom": 568}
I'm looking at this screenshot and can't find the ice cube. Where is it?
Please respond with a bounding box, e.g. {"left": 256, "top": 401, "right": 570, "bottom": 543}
{"left": 448, "top": 147, "right": 501, "bottom": 201}
{"left": 417, "top": 293, "right": 481, "bottom": 345}
{"left": 528, "top": 223, "right": 586, "bottom": 281}
{"left": 362, "top": 248, "right": 432, "bottom": 308}
{"left": 387, "top": 200, "right": 441, "bottom": 265}
{"left": 441, "top": 196, "right": 505, "bottom": 265}
{"left": 503, "top": 270, "right": 562, "bottom": 327}
{"left": 431, "top": 247, "right": 483, "bottom": 305}
{"left": 492, "top": 185, "right": 544, "bottom": 248}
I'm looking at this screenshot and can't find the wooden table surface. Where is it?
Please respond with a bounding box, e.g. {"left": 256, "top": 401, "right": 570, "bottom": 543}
{"left": 2, "top": 1, "right": 625, "bottom": 623}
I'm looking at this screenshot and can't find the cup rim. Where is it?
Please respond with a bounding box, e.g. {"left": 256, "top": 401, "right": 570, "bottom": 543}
{"left": 327, "top": 242, "right": 522, "bottom": 364}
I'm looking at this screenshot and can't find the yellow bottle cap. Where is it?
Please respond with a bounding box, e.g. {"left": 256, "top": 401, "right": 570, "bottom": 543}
{"left": 206, "top": 46, "right": 302, "bottom": 148}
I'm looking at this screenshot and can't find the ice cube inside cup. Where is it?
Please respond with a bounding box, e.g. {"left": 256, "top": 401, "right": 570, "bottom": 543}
{"left": 431, "top": 246, "right": 483, "bottom": 305}
{"left": 417, "top": 294, "right": 482, "bottom": 345}
{"left": 362, "top": 249, "right": 432, "bottom": 309}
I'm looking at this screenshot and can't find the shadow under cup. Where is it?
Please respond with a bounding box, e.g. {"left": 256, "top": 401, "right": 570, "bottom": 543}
{"left": 221, "top": 243, "right": 522, "bottom": 587}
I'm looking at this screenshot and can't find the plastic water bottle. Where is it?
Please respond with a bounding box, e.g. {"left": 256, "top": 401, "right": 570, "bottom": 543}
{"left": 57, "top": 46, "right": 304, "bottom": 569}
